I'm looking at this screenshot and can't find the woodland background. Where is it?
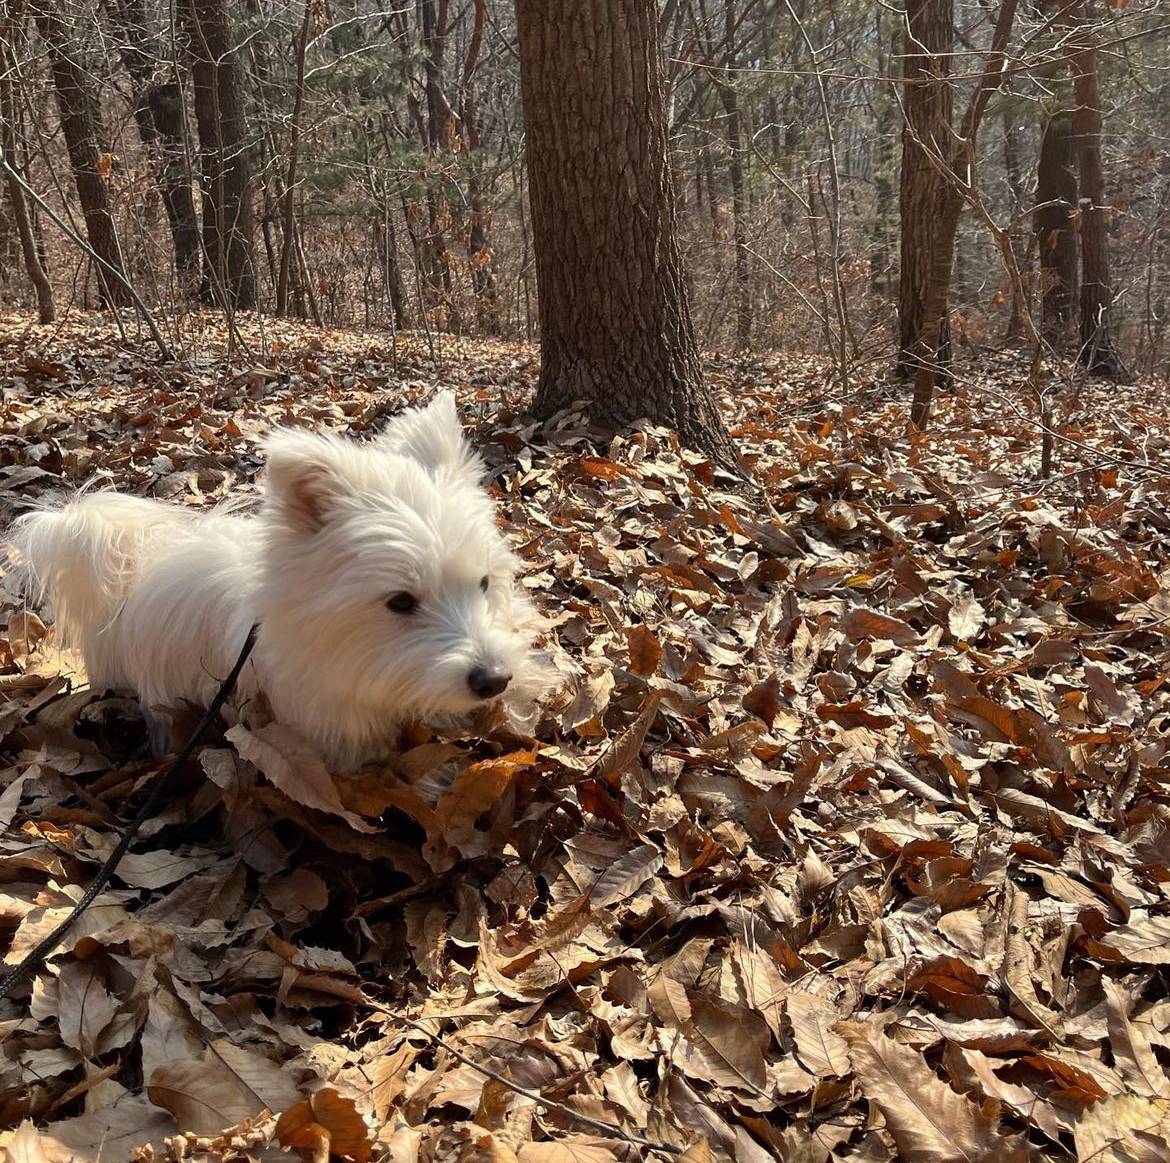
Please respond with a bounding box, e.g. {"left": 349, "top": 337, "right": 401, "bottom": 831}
{"left": 0, "top": 0, "right": 1166, "bottom": 384}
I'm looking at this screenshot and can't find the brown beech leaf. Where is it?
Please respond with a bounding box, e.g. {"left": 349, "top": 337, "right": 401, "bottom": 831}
{"left": 625, "top": 624, "right": 662, "bottom": 676}
{"left": 589, "top": 842, "right": 663, "bottom": 907}
{"left": 1098, "top": 914, "right": 1170, "bottom": 964}
{"left": 1074, "top": 1095, "right": 1170, "bottom": 1163}
{"left": 517, "top": 1140, "right": 621, "bottom": 1162}
{"left": 786, "top": 991, "right": 850, "bottom": 1077}
{"left": 742, "top": 674, "right": 782, "bottom": 725}
{"left": 841, "top": 608, "right": 922, "bottom": 646}
{"left": 839, "top": 1023, "right": 1025, "bottom": 1162}
{"left": 226, "top": 723, "right": 378, "bottom": 831}
{"left": 148, "top": 1039, "right": 301, "bottom": 1135}
{"left": 433, "top": 750, "right": 534, "bottom": 843}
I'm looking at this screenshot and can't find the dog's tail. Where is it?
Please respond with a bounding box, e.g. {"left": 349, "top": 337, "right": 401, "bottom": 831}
{"left": 5, "top": 493, "right": 193, "bottom": 647}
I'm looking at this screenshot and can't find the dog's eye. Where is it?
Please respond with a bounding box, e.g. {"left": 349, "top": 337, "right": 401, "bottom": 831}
{"left": 385, "top": 591, "right": 418, "bottom": 614}
{"left": 479, "top": 576, "right": 489, "bottom": 593}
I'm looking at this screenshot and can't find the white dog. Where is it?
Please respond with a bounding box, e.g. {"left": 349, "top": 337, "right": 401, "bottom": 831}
{"left": 7, "top": 393, "right": 542, "bottom": 770}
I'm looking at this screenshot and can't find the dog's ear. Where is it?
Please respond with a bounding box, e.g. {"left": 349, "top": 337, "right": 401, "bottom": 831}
{"left": 264, "top": 432, "right": 352, "bottom": 533}
{"left": 379, "top": 392, "right": 483, "bottom": 485}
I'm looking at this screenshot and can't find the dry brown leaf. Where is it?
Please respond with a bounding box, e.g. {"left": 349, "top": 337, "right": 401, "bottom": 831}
{"left": 1099, "top": 914, "right": 1170, "bottom": 964}
{"left": 786, "top": 991, "right": 850, "bottom": 1077}
{"left": 625, "top": 624, "right": 662, "bottom": 677}
{"left": 0, "top": 1122, "right": 75, "bottom": 1163}
{"left": 147, "top": 1039, "right": 301, "bottom": 1135}
{"left": 226, "top": 723, "right": 378, "bottom": 831}
{"left": 947, "top": 590, "right": 986, "bottom": 641}
{"left": 589, "top": 843, "right": 663, "bottom": 907}
{"left": 839, "top": 1022, "right": 1023, "bottom": 1162}
{"left": 517, "top": 1140, "right": 621, "bottom": 1162}
{"left": 1074, "top": 1094, "right": 1170, "bottom": 1163}
{"left": 1102, "top": 979, "right": 1170, "bottom": 1100}
{"left": 841, "top": 608, "right": 922, "bottom": 646}
{"left": 55, "top": 961, "right": 119, "bottom": 1058}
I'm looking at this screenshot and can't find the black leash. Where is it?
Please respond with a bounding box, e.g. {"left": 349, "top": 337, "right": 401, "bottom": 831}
{"left": 0, "top": 625, "right": 259, "bottom": 1000}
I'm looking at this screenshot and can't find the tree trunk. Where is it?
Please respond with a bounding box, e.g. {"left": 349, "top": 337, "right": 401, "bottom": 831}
{"left": 276, "top": 0, "right": 312, "bottom": 316}
{"left": 184, "top": 0, "right": 257, "bottom": 309}
{"left": 375, "top": 209, "right": 409, "bottom": 329}
{"left": 34, "top": 0, "right": 132, "bottom": 308}
{"left": 1065, "top": 0, "right": 1130, "bottom": 381}
{"left": 417, "top": 0, "right": 458, "bottom": 328}
{"left": 720, "top": 0, "right": 750, "bottom": 351}
{"left": 1035, "top": 107, "right": 1078, "bottom": 347}
{"left": 1001, "top": 107, "right": 1029, "bottom": 341}
{"left": 870, "top": 20, "right": 896, "bottom": 298}
{"left": 103, "top": 0, "right": 200, "bottom": 290}
{"left": 515, "top": 0, "right": 739, "bottom": 470}
{"left": 0, "top": 31, "right": 54, "bottom": 322}
{"left": 460, "top": 0, "right": 499, "bottom": 334}
{"left": 897, "top": 0, "right": 954, "bottom": 392}
{"left": 148, "top": 83, "right": 202, "bottom": 293}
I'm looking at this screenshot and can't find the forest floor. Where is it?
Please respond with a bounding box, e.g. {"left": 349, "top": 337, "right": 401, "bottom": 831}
{"left": 0, "top": 311, "right": 1168, "bottom": 1162}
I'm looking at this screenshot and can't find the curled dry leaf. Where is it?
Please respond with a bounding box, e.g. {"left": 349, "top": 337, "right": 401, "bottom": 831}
{"left": 276, "top": 1087, "right": 373, "bottom": 1163}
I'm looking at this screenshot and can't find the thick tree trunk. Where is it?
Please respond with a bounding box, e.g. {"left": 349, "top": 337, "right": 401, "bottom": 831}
{"left": 104, "top": 0, "right": 200, "bottom": 290}
{"left": 515, "top": 0, "right": 739, "bottom": 470}
{"left": 1065, "top": 0, "right": 1130, "bottom": 381}
{"left": 0, "top": 34, "right": 54, "bottom": 322}
{"left": 35, "top": 1, "right": 132, "bottom": 308}
{"left": 1035, "top": 107, "right": 1078, "bottom": 347}
{"left": 897, "top": 0, "right": 954, "bottom": 390}
{"left": 184, "top": 0, "right": 257, "bottom": 309}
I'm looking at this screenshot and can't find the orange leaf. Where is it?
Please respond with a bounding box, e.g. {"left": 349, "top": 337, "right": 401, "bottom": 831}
{"left": 578, "top": 456, "right": 623, "bottom": 480}
{"left": 625, "top": 624, "right": 662, "bottom": 677}
{"left": 276, "top": 1089, "right": 371, "bottom": 1162}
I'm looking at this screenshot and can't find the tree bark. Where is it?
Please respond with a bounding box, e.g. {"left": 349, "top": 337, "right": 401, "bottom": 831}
{"left": 1035, "top": 107, "right": 1078, "bottom": 347}
{"left": 0, "top": 28, "right": 54, "bottom": 322}
{"left": 103, "top": 0, "right": 200, "bottom": 290}
{"left": 897, "top": 0, "right": 954, "bottom": 391}
{"left": 276, "top": 0, "right": 312, "bottom": 316}
{"left": 1065, "top": 0, "right": 1130, "bottom": 380}
{"left": 184, "top": 0, "right": 257, "bottom": 309}
{"left": 34, "top": 0, "right": 132, "bottom": 308}
{"left": 1000, "top": 107, "right": 1029, "bottom": 341}
{"left": 901, "top": 0, "right": 1017, "bottom": 426}
{"left": 515, "top": 0, "right": 739, "bottom": 470}
{"left": 720, "top": 0, "right": 750, "bottom": 351}
{"left": 417, "top": 0, "right": 458, "bottom": 327}
{"left": 459, "top": 0, "right": 499, "bottom": 334}
{"left": 870, "top": 17, "right": 897, "bottom": 298}
{"left": 375, "top": 210, "right": 409, "bottom": 329}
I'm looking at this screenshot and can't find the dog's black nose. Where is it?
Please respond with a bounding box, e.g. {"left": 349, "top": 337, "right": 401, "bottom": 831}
{"left": 468, "top": 667, "right": 511, "bottom": 699}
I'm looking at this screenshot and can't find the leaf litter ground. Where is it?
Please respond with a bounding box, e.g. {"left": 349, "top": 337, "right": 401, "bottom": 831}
{"left": 0, "top": 312, "right": 1168, "bottom": 1162}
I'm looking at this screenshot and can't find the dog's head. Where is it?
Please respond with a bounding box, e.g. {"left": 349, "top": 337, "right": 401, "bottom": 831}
{"left": 259, "top": 393, "right": 535, "bottom": 721}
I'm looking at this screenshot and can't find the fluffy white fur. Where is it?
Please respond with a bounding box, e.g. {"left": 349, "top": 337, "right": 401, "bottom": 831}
{"left": 6, "top": 393, "right": 543, "bottom": 770}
